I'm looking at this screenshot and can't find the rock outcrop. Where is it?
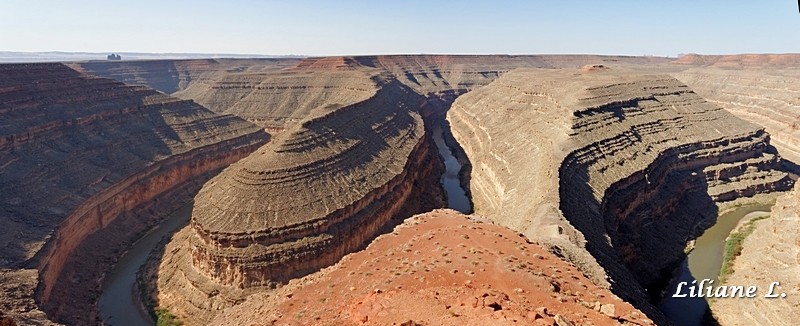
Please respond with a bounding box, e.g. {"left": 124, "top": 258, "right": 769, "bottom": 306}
{"left": 146, "top": 77, "right": 445, "bottom": 324}
{"left": 0, "top": 63, "right": 268, "bottom": 324}
{"left": 447, "top": 68, "right": 794, "bottom": 321}
{"left": 712, "top": 183, "right": 800, "bottom": 326}
{"left": 210, "top": 209, "right": 655, "bottom": 326}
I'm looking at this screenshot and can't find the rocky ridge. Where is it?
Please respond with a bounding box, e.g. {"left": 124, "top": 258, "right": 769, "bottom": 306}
{"left": 0, "top": 63, "right": 268, "bottom": 324}
{"left": 447, "top": 68, "right": 794, "bottom": 321}
{"left": 210, "top": 209, "right": 655, "bottom": 326}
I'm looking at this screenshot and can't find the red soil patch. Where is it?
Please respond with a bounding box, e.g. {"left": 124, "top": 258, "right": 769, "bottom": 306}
{"left": 213, "top": 209, "right": 654, "bottom": 326}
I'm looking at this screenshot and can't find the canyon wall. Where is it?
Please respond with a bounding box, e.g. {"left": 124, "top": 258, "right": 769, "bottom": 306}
{"left": 447, "top": 68, "right": 794, "bottom": 322}
{"left": 146, "top": 78, "right": 446, "bottom": 324}
{"left": 0, "top": 63, "right": 268, "bottom": 324}
{"left": 712, "top": 185, "right": 800, "bottom": 325}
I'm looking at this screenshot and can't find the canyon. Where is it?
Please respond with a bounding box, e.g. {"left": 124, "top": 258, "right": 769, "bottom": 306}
{"left": 0, "top": 54, "right": 798, "bottom": 325}
{"left": 447, "top": 67, "right": 794, "bottom": 322}
{"left": 0, "top": 63, "right": 268, "bottom": 324}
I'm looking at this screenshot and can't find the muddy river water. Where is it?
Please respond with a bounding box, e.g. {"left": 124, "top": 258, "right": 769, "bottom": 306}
{"left": 98, "top": 204, "right": 192, "bottom": 326}
{"left": 98, "top": 123, "right": 472, "bottom": 325}
{"left": 660, "top": 204, "right": 772, "bottom": 325}
{"left": 431, "top": 124, "right": 471, "bottom": 213}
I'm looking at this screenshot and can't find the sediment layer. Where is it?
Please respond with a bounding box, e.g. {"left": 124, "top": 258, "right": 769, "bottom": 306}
{"left": 0, "top": 63, "right": 267, "bottom": 324}
{"left": 447, "top": 68, "right": 794, "bottom": 322}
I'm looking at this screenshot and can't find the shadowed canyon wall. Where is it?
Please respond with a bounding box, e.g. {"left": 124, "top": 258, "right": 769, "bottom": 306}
{"left": 0, "top": 63, "right": 268, "bottom": 324}
{"left": 447, "top": 68, "right": 794, "bottom": 322}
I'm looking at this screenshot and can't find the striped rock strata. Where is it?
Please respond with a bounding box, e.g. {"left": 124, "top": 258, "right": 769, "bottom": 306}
{"left": 0, "top": 63, "right": 267, "bottom": 325}
{"left": 447, "top": 68, "right": 794, "bottom": 322}
{"left": 148, "top": 78, "right": 445, "bottom": 324}
{"left": 673, "top": 67, "right": 800, "bottom": 165}
{"left": 712, "top": 183, "right": 800, "bottom": 326}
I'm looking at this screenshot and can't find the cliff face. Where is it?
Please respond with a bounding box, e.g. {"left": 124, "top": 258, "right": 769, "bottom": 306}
{"left": 712, "top": 183, "right": 800, "bottom": 325}
{"left": 147, "top": 78, "right": 446, "bottom": 324}
{"left": 0, "top": 63, "right": 268, "bottom": 324}
{"left": 447, "top": 68, "right": 794, "bottom": 321}
{"left": 210, "top": 209, "right": 655, "bottom": 326}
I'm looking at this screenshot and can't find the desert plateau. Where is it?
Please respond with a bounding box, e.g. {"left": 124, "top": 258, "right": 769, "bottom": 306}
{"left": 2, "top": 2, "right": 800, "bottom": 326}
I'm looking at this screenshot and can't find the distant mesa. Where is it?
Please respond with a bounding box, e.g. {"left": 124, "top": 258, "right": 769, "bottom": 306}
{"left": 582, "top": 64, "right": 609, "bottom": 71}
{"left": 107, "top": 53, "right": 121, "bottom": 60}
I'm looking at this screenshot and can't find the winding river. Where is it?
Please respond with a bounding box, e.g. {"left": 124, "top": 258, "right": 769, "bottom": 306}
{"left": 97, "top": 123, "right": 471, "bottom": 325}
{"left": 431, "top": 124, "right": 471, "bottom": 213}
{"left": 660, "top": 204, "right": 772, "bottom": 326}
{"left": 98, "top": 204, "right": 192, "bottom": 326}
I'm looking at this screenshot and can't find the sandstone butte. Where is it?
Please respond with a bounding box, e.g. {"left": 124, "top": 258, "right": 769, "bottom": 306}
{"left": 0, "top": 54, "right": 799, "bottom": 325}
{"left": 0, "top": 63, "right": 268, "bottom": 325}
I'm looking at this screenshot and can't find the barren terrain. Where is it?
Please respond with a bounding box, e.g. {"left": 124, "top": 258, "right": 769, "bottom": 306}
{"left": 0, "top": 54, "right": 799, "bottom": 325}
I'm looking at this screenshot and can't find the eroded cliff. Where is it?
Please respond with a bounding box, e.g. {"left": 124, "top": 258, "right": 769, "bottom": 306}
{"left": 0, "top": 63, "right": 268, "bottom": 324}
{"left": 447, "top": 67, "right": 794, "bottom": 322}
{"left": 146, "top": 77, "right": 446, "bottom": 324}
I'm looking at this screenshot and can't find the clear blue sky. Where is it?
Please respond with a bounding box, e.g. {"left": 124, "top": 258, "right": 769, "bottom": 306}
{"left": 1, "top": 0, "right": 798, "bottom": 56}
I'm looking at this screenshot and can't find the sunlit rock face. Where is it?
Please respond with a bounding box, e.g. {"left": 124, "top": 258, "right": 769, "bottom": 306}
{"left": 189, "top": 78, "right": 443, "bottom": 288}
{"left": 448, "top": 68, "right": 793, "bottom": 322}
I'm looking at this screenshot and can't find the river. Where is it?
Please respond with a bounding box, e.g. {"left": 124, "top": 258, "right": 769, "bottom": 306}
{"left": 98, "top": 203, "right": 192, "bottom": 326}
{"left": 660, "top": 204, "right": 772, "bottom": 325}
{"left": 431, "top": 124, "right": 471, "bottom": 213}
{"left": 97, "top": 123, "right": 471, "bottom": 325}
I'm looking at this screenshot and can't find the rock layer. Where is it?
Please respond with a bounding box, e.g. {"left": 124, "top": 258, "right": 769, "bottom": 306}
{"left": 673, "top": 67, "right": 800, "bottom": 164}
{"left": 712, "top": 183, "right": 800, "bottom": 326}
{"left": 0, "top": 63, "right": 268, "bottom": 324}
{"left": 210, "top": 209, "right": 655, "bottom": 326}
{"left": 176, "top": 68, "right": 384, "bottom": 130}
{"left": 144, "top": 76, "right": 446, "bottom": 324}
{"left": 189, "top": 78, "right": 439, "bottom": 287}
{"left": 71, "top": 58, "right": 299, "bottom": 95}
{"left": 447, "top": 68, "right": 794, "bottom": 321}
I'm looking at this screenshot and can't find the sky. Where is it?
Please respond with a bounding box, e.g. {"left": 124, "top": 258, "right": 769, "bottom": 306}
{"left": 1, "top": 0, "right": 798, "bottom": 57}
